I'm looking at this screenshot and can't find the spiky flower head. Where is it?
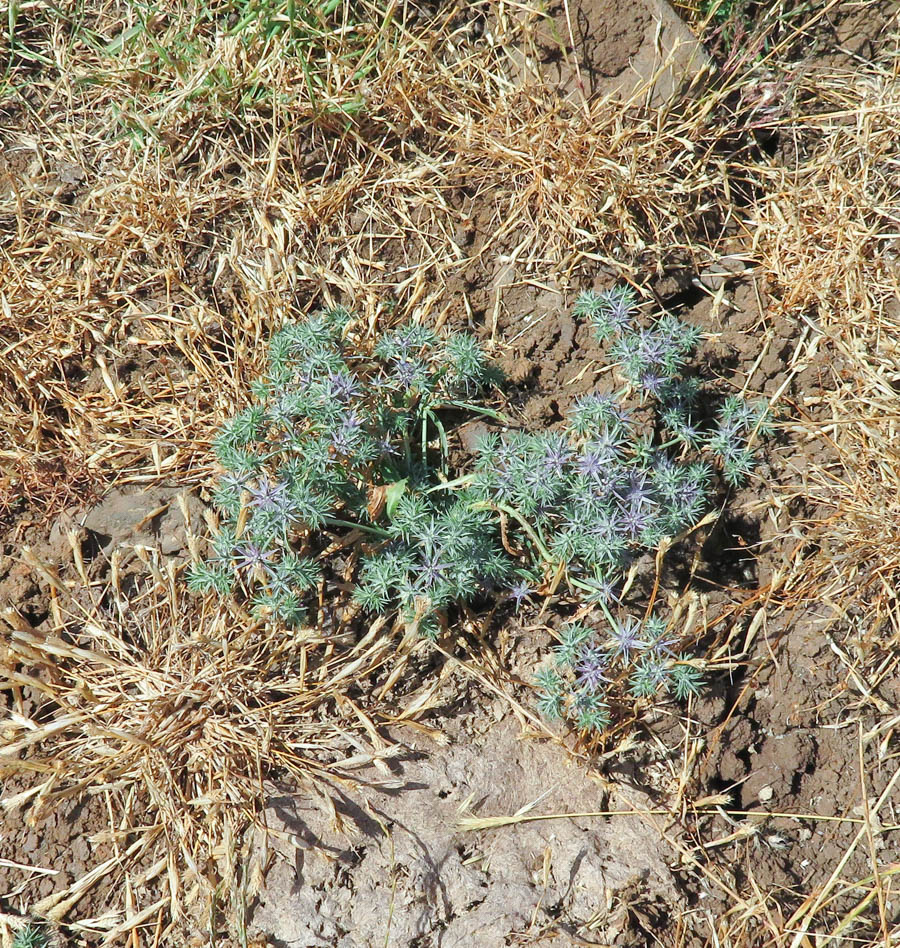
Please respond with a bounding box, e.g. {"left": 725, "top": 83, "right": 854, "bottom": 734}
{"left": 628, "top": 656, "right": 671, "bottom": 698}
{"left": 416, "top": 552, "right": 450, "bottom": 588}
{"left": 247, "top": 476, "right": 289, "bottom": 511}
{"left": 643, "top": 614, "right": 678, "bottom": 657}
{"left": 574, "top": 643, "right": 613, "bottom": 692}
{"left": 573, "top": 286, "right": 639, "bottom": 340}
{"left": 606, "top": 617, "right": 648, "bottom": 664}
{"left": 325, "top": 369, "right": 362, "bottom": 402}
{"left": 570, "top": 393, "right": 630, "bottom": 438}
{"left": 233, "top": 542, "right": 276, "bottom": 574}
{"left": 538, "top": 431, "right": 572, "bottom": 476}
{"left": 580, "top": 569, "right": 621, "bottom": 605}
{"left": 508, "top": 578, "right": 534, "bottom": 611}
{"left": 552, "top": 622, "right": 594, "bottom": 667}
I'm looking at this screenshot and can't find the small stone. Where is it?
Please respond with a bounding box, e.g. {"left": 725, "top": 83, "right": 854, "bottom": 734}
{"left": 758, "top": 785, "right": 774, "bottom": 803}
{"left": 160, "top": 531, "right": 183, "bottom": 555}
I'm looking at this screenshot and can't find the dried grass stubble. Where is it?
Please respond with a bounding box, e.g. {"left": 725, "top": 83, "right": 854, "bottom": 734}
{"left": 0, "top": 532, "right": 430, "bottom": 930}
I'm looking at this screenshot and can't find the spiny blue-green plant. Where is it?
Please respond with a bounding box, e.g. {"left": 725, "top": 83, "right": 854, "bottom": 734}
{"left": 187, "top": 305, "right": 508, "bottom": 638}
{"left": 12, "top": 924, "right": 50, "bottom": 948}
{"left": 472, "top": 288, "right": 770, "bottom": 580}
{"left": 188, "top": 287, "right": 770, "bottom": 738}
{"left": 470, "top": 286, "right": 772, "bottom": 734}
{"left": 534, "top": 611, "right": 707, "bottom": 732}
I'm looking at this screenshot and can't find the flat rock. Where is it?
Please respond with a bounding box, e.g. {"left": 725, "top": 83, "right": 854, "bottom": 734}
{"left": 81, "top": 486, "right": 205, "bottom": 557}
{"left": 250, "top": 717, "right": 682, "bottom": 946}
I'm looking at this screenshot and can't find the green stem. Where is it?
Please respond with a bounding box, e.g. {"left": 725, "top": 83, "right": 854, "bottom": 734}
{"left": 421, "top": 412, "right": 428, "bottom": 467}
{"left": 436, "top": 400, "right": 509, "bottom": 424}
{"left": 568, "top": 577, "right": 619, "bottom": 628}
{"left": 472, "top": 500, "right": 556, "bottom": 565}
{"left": 323, "top": 516, "right": 390, "bottom": 539}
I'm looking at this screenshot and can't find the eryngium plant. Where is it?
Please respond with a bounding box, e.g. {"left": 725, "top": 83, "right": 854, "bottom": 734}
{"left": 186, "top": 289, "right": 770, "bottom": 737}
{"left": 534, "top": 616, "right": 706, "bottom": 734}
{"left": 187, "top": 305, "right": 509, "bottom": 637}
{"left": 471, "top": 286, "right": 772, "bottom": 732}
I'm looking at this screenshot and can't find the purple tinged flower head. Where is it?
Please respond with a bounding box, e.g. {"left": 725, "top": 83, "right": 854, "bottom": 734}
{"left": 636, "top": 329, "right": 666, "bottom": 363}
{"left": 541, "top": 434, "right": 571, "bottom": 476}
{"left": 585, "top": 393, "right": 615, "bottom": 412}
{"left": 676, "top": 481, "right": 704, "bottom": 507}
{"left": 571, "top": 394, "right": 632, "bottom": 438}
{"left": 376, "top": 435, "right": 399, "bottom": 457}
{"left": 574, "top": 643, "right": 612, "bottom": 692}
{"left": 586, "top": 571, "right": 620, "bottom": 604}
{"left": 593, "top": 427, "right": 625, "bottom": 455}
{"left": 417, "top": 552, "right": 449, "bottom": 587}
{"left": 572, "top": 393, "right": 608, "bottom": 422}
{"left": 326, "top": 371, "right": 362, "bottom": 402}
{"left": 587, "top": 506, "right": 622, "bottom": 538}
{"left": 590, "top": 463, "right": 623, "bottom": 500}
{"left": 393, "top": 328, "right": 418, "bottom": 355}
{"left": 416, "top": 516, "right": 446, "bottom": 552}
{"left": 393, "top": 359, "right": 420, "bottom": 389}
{"left": 619, "top": 504, "right": 651, "bottom": 539}
{"left": 641, "top": 657, "right": 670, "bottom": 691}
{"left": 331, "top": 412, "right": 364, "bottom": 455}
{"left": 646, "top": 626, "right": 678, "bottom": 658}
{"left": 247, "top": 476, "right": 289, "bottom": 511}
{"left": 623, "top": 471, "right": 655, "bottom": 510}
{"left": 220, "top": 471, "right": 249, "bottom": 493}
{"left": 720, "top": 395, "right": 757, "bottom": 430}
{"left": 584, "top": 287, "right": 638, "bottom": 340}
{"left": 495, "top": 470, "right": 514, "bottom": 494}
{"left": 607, "top": 617, "right": 647, "bottom": 664}
{"left": 577, "top": 450, "right": 606, "bottom": 480}
{"left": 676, "top": 421, "right": 702, "bottom": 446}
{"left": 233, "top": 542, "right": 276, "bottom": 573}
{"left": 717, "top": 418, "right": 742, "bottom": 442}
{"left": 602, "top": 286, "right": 638, "bottom": 331}
{"left": 523, "top": 464, "right": 545, "bottom": 491}
{"left": 640, "top": 370, "right": 666, "bottom": 396}
{"left": 508, "top": 579, "right": 534, "bottom": 611}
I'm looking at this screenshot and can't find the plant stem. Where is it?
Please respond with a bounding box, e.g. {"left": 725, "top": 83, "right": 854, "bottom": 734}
{"left": 472, "top": 500, "right": 556, "bottom": 565}
{"left": 569, "top": 577, "right": 619, "bottom": 628}
{"left": 323, "top": 516, "right": 390, "bottom": 538}
{"left": 437, "top": 400, "right": 509, "bottom": 424}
